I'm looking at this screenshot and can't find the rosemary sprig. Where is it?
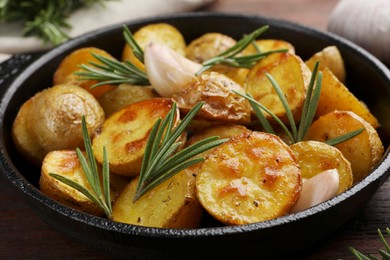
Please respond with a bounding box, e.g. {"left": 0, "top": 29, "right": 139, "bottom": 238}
{"left": 76, "top": 52, "right": 150, "bottom": 87}
{"left": 196, "top": 25, "right": 288, "bottom": 75}
{"left": 76, "top": 25, "right": 288, "bottom": 89}
{"left": 350, "top": 228, "right": 390, "bottom": 259}
{"left": 76, "top": 26, "right": 149, "bottom": 88}
{"left": 133, "top": 101, "right": 228, "bottom": 202}
{"left": 0, "top": 0, "right": 109, "bottom": 45}
{"left": 49, "top": 116, "right": 112, "bottom": 218}
{"left": 236, "top": 61, "right": 363, "bottom": 145}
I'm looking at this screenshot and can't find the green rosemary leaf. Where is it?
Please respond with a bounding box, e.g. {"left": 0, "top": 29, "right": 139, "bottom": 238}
{"left": 325, "top": 128, "right": 364, "bottom": 146}
{"left": 378, "top": 249, "right": 390, "bottom": 259}
{"left": 266, "top": 73, "right": 298, "bottom": 140}
{"left": 234, "top": 90, "right": 294, "bottom": 143}
{"left": 123, "top": 25, "right": 144, "bottom": 63}
{"left": 102, "top": 146, "right": 111, "bottom": 213}
{"left": 196, "top": 25, "right": 272, "bottom": 75}
{"left": 349, "top": 247, "right": 372, "bottom": 260}
{"left": 247, "top": 93, "right": 275, "bottom": 134}
{"left": 76, "top": 52, "right": 150, "bottom": 88}
{"left": 379, "top": 228, "right": 390, "bottom": 253}
{"left": 134, "top": 157, "right": 205, "bottom": 201}
{"left": 1, "top": 0, "right": 109, "bottom": 45}
{"left": 48, "top": 173, "right": 102, "bottom": 207}
{"left": 297, "top": 61, "right": 320, "bottom": 141}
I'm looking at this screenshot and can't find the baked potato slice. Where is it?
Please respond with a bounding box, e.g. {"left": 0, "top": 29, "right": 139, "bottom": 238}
{"left": 172, "top": 71, "right": 251, "bottom": 125}
{"left": 122, "top": 23, "right": 186, "bottom": 70}
{"left": 12, "top": 84, "right": 105, "bottom": 165}
{"left": 53, "top": 47, "right": 115, "bottom": 98}
{"left": 112, "top": 169, "right": 202, "bottom": 228}
{"left": 97, "top": 84, "right": 158, "bottom": 117}
{"left": 290, "top": 141, "right": 353, "bottom": 194}
{"left": 245, "top": 39, "right": 295, "bottom": 54}
{"left": 40, "top": 150, "right": 103, "bottom": 216}
{"left": 196, "top": 131, "right": 302, "bottom": 225}
{"left": 305, "top": 46, "right": 346, "bottom": 83}
{"left": 92, "top": 98, "right": 180, "bottom": 176}
{"left": 305, "top": 110, "right": 384, "bottom": 183}
{"left": 245, "top": 52, "right": 311, "bottom": 124}
{"left": 315, "top": 67, "right": 380, "bottom": 128}
{"left": 40, "top": 150, "right": 129, "bottom": 216}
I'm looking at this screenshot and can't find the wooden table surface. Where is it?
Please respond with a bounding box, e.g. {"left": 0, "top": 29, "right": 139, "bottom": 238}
{"left": 1, "top": 0, "right": 389, "bottom": 259}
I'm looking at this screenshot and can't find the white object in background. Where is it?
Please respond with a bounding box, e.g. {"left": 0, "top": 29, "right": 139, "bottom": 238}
{"left": 328, "top": 0, "right": 390, "bottom": 65}
{"left": 0, "top": 0, "right": 214, "bottom": 57}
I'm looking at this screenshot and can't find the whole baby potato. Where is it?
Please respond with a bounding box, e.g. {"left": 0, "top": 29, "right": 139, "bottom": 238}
{"left": 12, "top": 84, "right": 105, "bottom": 165}
{"left": 53, "top": 47, "right": 115, "bottom": 98}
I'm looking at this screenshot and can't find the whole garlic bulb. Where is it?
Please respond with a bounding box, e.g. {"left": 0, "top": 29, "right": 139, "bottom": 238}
{"left": 328, "top": 0, "right": 390, "bottom": 65}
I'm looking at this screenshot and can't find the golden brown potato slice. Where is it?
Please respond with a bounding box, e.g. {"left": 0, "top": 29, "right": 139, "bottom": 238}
{"left": 92, "top": 98, "right": 180, "bottom": 176}
{"left": 305, "top": 110, "right": 384, "bottom": 183}
{"left": 245, "top": 52, "right": 311, "bottom": 124}
{"left": 305, "top": 46, "right": 346, "bottom": 83}
{"left": 53, "top": 47, "right": 115, "bottom": 98}
{"left": 12, "top": 84, "right": 105, "bottom": 165}
{"left": 40, "top": 150, "right": 129, "bottom": 216}
{"left": 97, "top": 84, "right": 158, "bottom": 117}
{"left": 315, "top": 67, "right": 380, "bottom": 128}
{"left": 290, "top": 141, "right": 353, "bottom": 194}
{"left": 245, "top": 39, "right": 295, "bottom": 54}
{"left": 122, "top": 23, "right": 186, "bottom": 70}
{"left": 40, "top": 150, "right": 103, "bottom": 216}
{"left": 196, "top": 131, "right": 302, "bottom": 225}
{"left": 112, "top": 169, "right": 202, "bottom": 228}
{"left": 172, "top": 71, "right": 251, "bottom": 125}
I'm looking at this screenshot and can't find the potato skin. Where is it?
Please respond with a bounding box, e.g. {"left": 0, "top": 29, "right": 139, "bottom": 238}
{"left": 290, "top": 141, "right": 353, "bottom": 194}
{"left": 305, "top": 110, "right": 384, "bottom": 183}
{"left": 92, "top": 98, "right": 180, "bottom": 176}
{"left": 40, "top": 150, "right": 104, "bottom": 216}
{"left": 97, "top": 84, "right": 158, "bottom": 117}
{"left": 122, "top": 23, "right": 186, "bottom": 70}
{"left": 12, "top": 84, "right": 105, "bottom": 165}
{"left": 196, "top": 131, "right": 302, "bottom": 225}
{"left": 172, "top": 71, "right": 251, "bottom": 125}
{"left": 112, "top": 169, "right": 202, "bottom": 228}
{"left": 185, "top": 32, "right": 236, "bottom": 63}
{"left": 245, "top": 52, "right": 310, "bottom": 124}
{"left": 315, "top": 67, "right": 379, "bottom": 128}
{"left": 53, "top": 47, "right": 115, "bottom": 98}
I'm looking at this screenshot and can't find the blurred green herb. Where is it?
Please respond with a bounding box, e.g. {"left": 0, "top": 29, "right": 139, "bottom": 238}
{"left": 350, "top": 228, "right": 390, "bottom": 260}
{"left": 0, "top": 0, "right": 109, "bottom": 45}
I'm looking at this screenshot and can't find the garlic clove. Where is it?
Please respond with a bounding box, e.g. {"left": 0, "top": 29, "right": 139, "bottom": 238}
{"left": 290, "top": 169, "right": 339, "bottom": 213}
{"left": 144, "top": 43, "right": 202, "bottom": 97}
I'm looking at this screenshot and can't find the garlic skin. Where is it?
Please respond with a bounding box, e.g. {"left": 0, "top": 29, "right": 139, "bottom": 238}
{"left": 144, "top": 43, "right": 202, "bottom": 97}
{"left": 328, "top": 0, "right": 390, "bottom": 65}
{"left": 290, "top": 169, "right": 339, "bottom": 213}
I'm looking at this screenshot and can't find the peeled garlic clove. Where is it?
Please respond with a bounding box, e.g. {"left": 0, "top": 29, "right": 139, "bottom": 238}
{"left": 290, "top": 169, "right": 339, "bottom": 213}
{"left": 328, "top": 0, "right": 390, "bottom": 65}
{"left": 144, "top": 43, "right": 202, "bottom": 97}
